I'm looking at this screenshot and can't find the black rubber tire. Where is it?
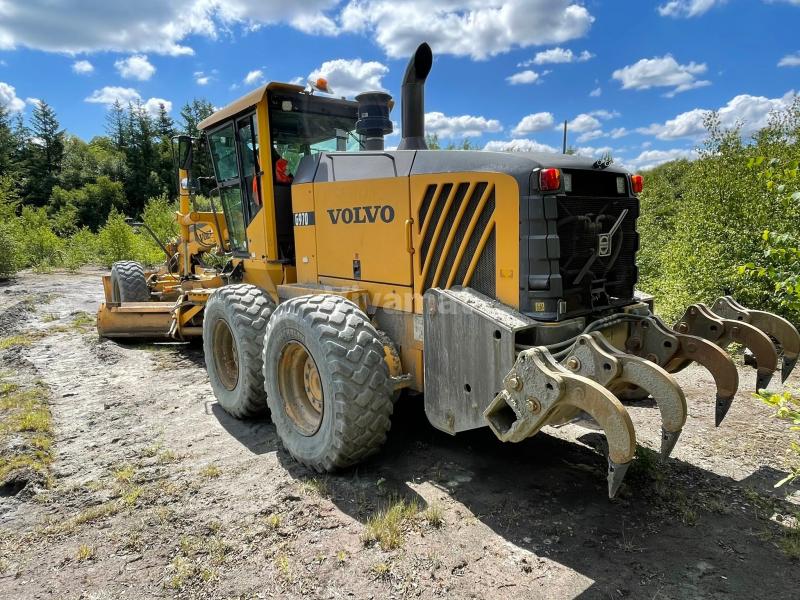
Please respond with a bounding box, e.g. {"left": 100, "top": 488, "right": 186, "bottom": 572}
{"left": 110, "top": 261, "right": 149, "bottom": 302}
{"left": 203, "top": 284, "right": 275, "bottom": 419}
{"left": 264, "top": 295, "right": 394, "bottom": 471}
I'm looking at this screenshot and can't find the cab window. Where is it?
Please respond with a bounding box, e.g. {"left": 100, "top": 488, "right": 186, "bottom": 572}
{"left": 208, "top": 124, "right": 247, "bottom": 254}
{"left": 237, "top": 115, "right": 262, "bottom": 221}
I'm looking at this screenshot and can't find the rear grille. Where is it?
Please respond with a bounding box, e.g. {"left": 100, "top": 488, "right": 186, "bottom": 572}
{"left": 555, "top": 195, "right": 639, "bottom": 313}
{"left": 417, "top": 181, "right": 496, "bottom": 297}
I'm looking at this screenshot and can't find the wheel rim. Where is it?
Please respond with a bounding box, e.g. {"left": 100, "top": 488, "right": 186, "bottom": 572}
{"left": 278, "top": 341, "right": 323, "bottom": 436}
{"left": 212, "top": 319, "right": 239, "bottom": 391}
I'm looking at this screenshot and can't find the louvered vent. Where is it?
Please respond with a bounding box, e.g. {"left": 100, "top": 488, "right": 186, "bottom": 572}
{"left": 417, "top": 181, "right": 496, "bottom": 297}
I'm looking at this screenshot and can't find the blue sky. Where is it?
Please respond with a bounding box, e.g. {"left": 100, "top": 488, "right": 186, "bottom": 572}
{"left": 0, "top": 0, "right": 798, "bottom": 170}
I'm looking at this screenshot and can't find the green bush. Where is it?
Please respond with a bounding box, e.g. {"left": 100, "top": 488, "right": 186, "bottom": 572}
{"left": 142, "top": 194, "right": 177, "bottom": 244}
{"left": 18, "top": 206, "right": 64, "bottom": 272}
{"left": 0, "top": 222, "right": 20, "bottom": 278}
{"left": 96, "top": 209, "right": 163, "bottom": 267}
{"left": 63, "top": 228, "right": 99, "bottom": 272}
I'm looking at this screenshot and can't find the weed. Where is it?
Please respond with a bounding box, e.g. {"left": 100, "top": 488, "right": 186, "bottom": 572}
{"left": 361, "top": 497, "right": 420, "bottom": 550}
{"left": 76, "top": 544, "right": 94, "bottom": 561}
{"left": 44, "top": 500, "right": 122, "bottom": 536}
{"left": 336, "top": 549, "right": 347, "bottom": 563}
{"left": 42, "top": 313, "right": 59, "bottom": 322}
{"left": 0, "top": 334, "right": 35, "bottom": 350}
{"left": 266, "top": 513, "right": 281, "bottom": 529}
{"left": 123, "top": 486, "right": 143, "bottom": 507}
{"left": 157, "top": 450, "right": 178, "bottom": 464}
{"left": 300, "top": 477, "right": 329, "bottom": 497}
{"left": 424, "top": 502, "right": 444, "bottom": 528}
{"left": 113, "top": 464, "right": 136, "bottom": 484}
{"left": 71, "top": 312, "right": 95, "bottom": 329}
{"left": 275, "top": 554, "right": 291, "bottom": 580}
{"left": 200, "top": 464, "right": 221, "bottom": 479}
{"left": 371, "top": 561, "right": 392, "bottom": 579}
{"left": 779, "top": 515, "right": 800, "bottom": 559}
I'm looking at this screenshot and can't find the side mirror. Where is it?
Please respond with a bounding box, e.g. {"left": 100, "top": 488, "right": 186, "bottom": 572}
{"left": 176, "top": 135, "right": 194, "bottom": 171}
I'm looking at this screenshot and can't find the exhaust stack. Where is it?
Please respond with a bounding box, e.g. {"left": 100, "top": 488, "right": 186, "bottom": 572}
{"left": 398, "top": 42, "right": 433, "bottom": 150}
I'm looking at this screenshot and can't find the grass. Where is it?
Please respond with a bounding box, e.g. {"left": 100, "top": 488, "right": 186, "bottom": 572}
{"left": 0, "top": 378, "right": 54, "bottom": 487}
{"left": 275, "top": 554, "right": 291, "bottom": 580}
{"left": 76, "top": 544, "right": 94, "bottom": 561}
{"left": 113, "top": 464, "right": 136, "bottom": 484}
{"left": 200, "top": 464, "right": 221, "bottom": 479}
{"left": 300, "top": 477, "right": 329, "bottom": 498}
{"left": 0, "top": 334, "right": 36, "bottom": 350}
{"left": 361, "top": 497, "right": 420, "bottom": 551}
{"left": 266, "top": 513, "right": 281, "bottom": 529}
{"left": 779, "top": 516, "right": 800, "bottom": 559}
{"left": 370, "top": 561, "right": 392, "bottom": 580}
{"left": 43, "top": 500, "right": 122, "bottom": 536}
{"left": 424, "top": 503, "right": 444, "bottom": 528}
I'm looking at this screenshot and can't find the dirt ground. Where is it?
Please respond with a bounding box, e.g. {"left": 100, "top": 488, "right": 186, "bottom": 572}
{"left": 0, "top": 269, "right": 799, "bottom": 599}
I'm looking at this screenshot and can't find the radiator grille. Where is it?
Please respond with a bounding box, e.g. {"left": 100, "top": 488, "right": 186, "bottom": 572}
{"left": 417, "top": 181, "right": 496, "bottom": 297}
{"left": 555, "top": 195, "right": 639, "bottom": 312}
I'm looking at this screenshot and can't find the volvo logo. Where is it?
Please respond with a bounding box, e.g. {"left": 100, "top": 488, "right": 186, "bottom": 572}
{"left": 327, "top": 205, "right": 395, "bottom": 224}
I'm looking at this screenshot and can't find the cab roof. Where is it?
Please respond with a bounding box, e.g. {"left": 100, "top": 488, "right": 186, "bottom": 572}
{"left": 198, "top": 82, "right": 305, "bottom": 131}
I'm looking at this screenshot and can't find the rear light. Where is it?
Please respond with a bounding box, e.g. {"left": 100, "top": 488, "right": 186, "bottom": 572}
{"left": 631, "top": 174, "right": 643, "bottom": 194}
{"left": 539, "top": 168, "right": 561, "bottom": 191}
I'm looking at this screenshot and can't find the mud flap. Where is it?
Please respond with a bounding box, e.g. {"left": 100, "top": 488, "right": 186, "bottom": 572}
{"left": 484, "top": 347, "right": 636, "bottom": 498}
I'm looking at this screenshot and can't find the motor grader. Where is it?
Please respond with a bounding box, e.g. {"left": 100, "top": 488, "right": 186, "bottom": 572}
{"left": 97, "top": 43, "right": 800, "bottom": 497}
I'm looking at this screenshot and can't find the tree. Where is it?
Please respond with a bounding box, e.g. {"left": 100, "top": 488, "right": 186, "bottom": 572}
{"left": 106, "top": 100, "right": 127, "bottom": 151}
{"left": 0, "top": 104, "right": 15, "bottom": 177}
{"left": 155, "top": 103, "right": 177, "bottom": 198}
{"left": 23, "top": 100, "right": 65, "bottom": 206}
{"left": 179, "top": 99, "right": 215, "bottom": 180}
{"left": 122, "top": 101, "right": 162, "bottom": 214}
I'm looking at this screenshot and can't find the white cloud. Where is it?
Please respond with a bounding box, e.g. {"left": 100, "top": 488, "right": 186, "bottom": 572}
{"left": 483, "top": 138, "right": 558, "bottom": 153}
{"left": 612, "top": 55, "right": 710, "bottom": 97}
{"left": 624, "top": 148, "right": 698, "bottom": 171}
{"left": 573, "top": 145, "right": 613, "bottom": 158}
{"left": 72, "top": 60, "right": 94, "bottom": 75}
{"left": 243, "top": 69, "right": 265, "bottom": 86}
{"left": 307, "top": 58, "right": 388, "bottom": 98}
{"left": 566, "top": 113, "right": 602, "bottom": 132}
{"left": 115, "top": 55, "right": 156, "bottom": 81}
{"left": 658, "top": 0, "right": 726, "bottom": 17}
{"left": 291, "top": 12, "right": 338, "bottom": 35}
{"left": 425, "top": 112, "right": 502, "bottom": 139}
{"left": 0, "top": 82, "right": 25, "bottom": 112}
{"left": 85, "top": 86, "right": 142, "bottom": 106}
{"left": 511, "top": 112, "right": 555, "bottom": 136}
{"left": 778, "top": 52, "right": 800, "bottom": 67}
{"left": 590, "top": 109, "right": 620, "bottom": 120}
{"left": 194, "top": 71, "right": 211, "bottom": 85}
{"left": 143, "top": 97, "right": 172, "bottom": 117}
{"left": 339, "top": 0, "right": 594, "bottom": 60}
{"left": 637, "top": 89, "right": 797, "bottom": 140}
{"left": 506, "top": 70, "right": 540, "bottom": 85}
{"left": 521, "top": 47, "right": 594, "bottom": 66}
{"left": 577, "top": 129, "right": 604, "bottom": 143}
{"left": 0, "top": 1, "right": 339, "bottom": 56}
{"left": 609, "top": 127, "right": 629, "bottom": 139}
{"left": 589, "top": 86, "right": 602, "bottom": 97}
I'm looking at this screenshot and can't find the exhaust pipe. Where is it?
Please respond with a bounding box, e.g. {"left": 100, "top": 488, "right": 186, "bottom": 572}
{"left": 397, "top": 42, "right": 433, "bottom": 150}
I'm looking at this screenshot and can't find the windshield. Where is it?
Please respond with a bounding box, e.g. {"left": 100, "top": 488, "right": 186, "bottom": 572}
{"left": 268, "top": 90, "right": 360, "bottom": 174}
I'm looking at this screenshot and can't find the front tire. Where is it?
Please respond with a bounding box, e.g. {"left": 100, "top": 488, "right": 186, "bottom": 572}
{"left": 110, "top": 261, "right": 149, "bottom": 302}
{"left": 203, "top": 284, "right": 275, "bottom": 418}
{"left": 264, "top": 295, "right": 394, "bottom": 471}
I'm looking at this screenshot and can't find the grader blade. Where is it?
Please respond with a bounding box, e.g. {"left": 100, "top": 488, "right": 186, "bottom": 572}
{"left": 562, "top": 333, "right": 687, "bottom": 458}
{"left": 711, "top": 296, "right": 800, "bottom": 382}
{"left": 627, "top": 316, "right": 739, "bottom": 425}
{"left": 676, "top": 303, "right": 778, "bottom": 391}
{"left": 484, "top": 347, "right": 636, "bottom": 498}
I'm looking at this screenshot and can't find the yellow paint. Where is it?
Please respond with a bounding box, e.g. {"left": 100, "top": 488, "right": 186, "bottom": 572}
{"left": 313, "top": 177, "right": 412, "bottom": 286}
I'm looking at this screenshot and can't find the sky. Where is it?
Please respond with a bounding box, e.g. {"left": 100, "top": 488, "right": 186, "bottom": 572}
{"left": 0, "top": 0, "right": 799, "bottom": 171}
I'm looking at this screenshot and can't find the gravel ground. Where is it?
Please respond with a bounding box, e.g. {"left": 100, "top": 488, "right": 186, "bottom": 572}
{"left": 0, "top": 268, "right": 798, "bottom": 599}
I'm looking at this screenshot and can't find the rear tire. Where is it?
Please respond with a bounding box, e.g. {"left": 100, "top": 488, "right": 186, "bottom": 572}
{"left": 203, "top": 284, "right": 275, "bottom": 418}
{"left": 110, "top": 261, "right": 149, "bottom": 302}
{"left": 264, "top": 295, "right": 394, "bottom": 471}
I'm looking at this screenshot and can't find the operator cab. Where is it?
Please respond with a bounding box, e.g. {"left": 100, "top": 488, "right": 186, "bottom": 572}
{"left": 201, "top": 83, "right": 360, "bottom": 266}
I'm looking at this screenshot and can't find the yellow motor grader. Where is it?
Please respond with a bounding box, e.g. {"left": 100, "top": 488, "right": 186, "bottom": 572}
{"left": 97, "top": 43, "right": 800, "bottom": 497}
